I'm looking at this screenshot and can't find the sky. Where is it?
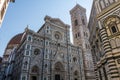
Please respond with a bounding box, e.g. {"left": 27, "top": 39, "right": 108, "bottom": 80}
{"left": 0, "top": 0, "right": 93, "bottom": 57}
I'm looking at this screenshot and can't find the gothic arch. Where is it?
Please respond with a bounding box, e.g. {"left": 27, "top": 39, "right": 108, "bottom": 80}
{"left": 74, "top": 70, "right": 79, "bottom": 76}
{"left": 30, "top": 65, "right": 39, "bottom": 80}
{"left": 73, "top": 57, "right": 77, "bottom": 63}
{"left": 31, "top": 65, "right": 39, "bottom": 74}
{"left": 54, "top": 62, "right": 65, "bottom": 80}
{"left": 73, "top": 70, "right": 79, "bottom": 80}
{"left": 54, "top": 62, "right": 64, "bottom": 71}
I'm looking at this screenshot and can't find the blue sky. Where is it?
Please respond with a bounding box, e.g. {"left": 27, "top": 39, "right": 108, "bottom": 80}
{"left": 0, "top": 0, "right": 93, "bottom": 57}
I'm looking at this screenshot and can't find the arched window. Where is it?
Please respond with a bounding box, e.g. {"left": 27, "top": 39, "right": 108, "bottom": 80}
{"left": 31, "top": 66, "right": 39, "bottom": 80}
{"left": 111, "top": 25, "right": 117, "bottom": 33}
{"left": 46, "top": 26, "right": 50, "bottom": 34}
{"left": 28, "top": 36, "right": 32, "bottom": 41}
{"left": 40, "top": 39, "right": 43, "bottom": 45}
{"left": 26, "top": 44, "right": 31, "bottom": 50}
{"left": 26, "top": 50, "right": 30, "bottom": 55}
{"left": 23, "top": 61, "right": 28, "bottom": 69}
{"left": 74, "top": 19, "right": 78, "bottom": 26}
{"left": 54, "top": 62, "right": 65, "bottom": 80}
{"left": 77, "top": 32, "right": 80, "bottom": 38}
{"left": 82, "top": 18, "right": 85, "bottom": 25}
{"left": 73, "top": 57, "right": 77, "bottom": 62}
{"left": 74, "top": 71, "right": 78, "bottom": 76}
{"left": 54, "top": 62, "right": 64, "bottom": 71}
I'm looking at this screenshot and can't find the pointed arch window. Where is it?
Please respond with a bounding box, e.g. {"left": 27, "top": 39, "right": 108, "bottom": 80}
{"left": 73, "top": 57, "right": 77, "bottom": 62}
{"left": 82, "top": 19, "right": 85, "bottom": 25}
{"left": 28, "top": 36, "right": 32, "bottom": 41}
{"left": 23, "top": 61, "right": 28, "bottom": 69}
{"left": 74, "top": 19, "right": 78, "bottom": 26}
{"left": 26, "top": 44, "right": 31, "bottom": 50}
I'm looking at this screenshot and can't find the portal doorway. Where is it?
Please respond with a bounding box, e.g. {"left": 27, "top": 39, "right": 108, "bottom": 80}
{"left": 75, "top": 78, "right": 78, "bottom": 80}
{"left": 30, "top": 65, "right": 39, "bottom": 80}
{"left": 31, "top": 76, "right": 37, "bottom": 80}
{"left": 54, "top": 62, "right": 65, "bottom": 80}
{"left": 55, "top": 74, "right": 60, "bottom": 80}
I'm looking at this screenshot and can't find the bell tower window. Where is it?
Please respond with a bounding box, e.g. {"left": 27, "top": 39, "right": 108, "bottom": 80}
{"left": 74, "top": 19, "right": 78, "bottom": 26}
{"left": 82, "top": 19, "right": 85, "bottom": 25}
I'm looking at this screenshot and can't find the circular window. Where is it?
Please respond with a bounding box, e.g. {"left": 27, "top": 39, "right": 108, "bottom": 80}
{"left": 54, "top": 31, "right": 62, "bottom": 40}
{"left": 34, "top": 49, "right": 40, "bottom": 55}
{"left": 55, "top": 34, "right": 60, "bottom": 39}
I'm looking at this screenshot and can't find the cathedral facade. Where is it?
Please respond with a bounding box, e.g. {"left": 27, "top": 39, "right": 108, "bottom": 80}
{"left": 1, "top": 0, "right": 120, "bottom": 80}
{"left": 1, "top": 4, "right": 95, "bottom": 80}
{"left": 12, "top": 15, "right": 84, "bottom": 80}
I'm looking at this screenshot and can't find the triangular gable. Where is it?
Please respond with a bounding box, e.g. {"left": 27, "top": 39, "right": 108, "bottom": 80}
{"left": 44, "top": 15, "right": 67, "bottom": 27}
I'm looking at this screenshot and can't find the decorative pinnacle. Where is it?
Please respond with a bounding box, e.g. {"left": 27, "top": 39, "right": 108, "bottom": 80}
{"left": 25, "top": 25, "right": 29, "bottom": 31}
